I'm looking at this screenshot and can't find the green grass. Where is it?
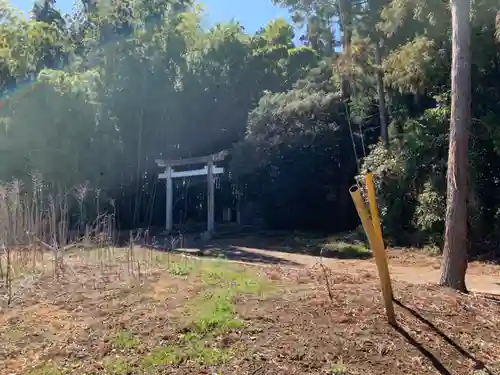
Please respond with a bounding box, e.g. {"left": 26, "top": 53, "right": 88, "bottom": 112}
{"left": 184, "top": 261, "right": 271, "bottom": 335}
{"left": 140, "top": 259, "right": 268, "bottom": 369}
{"left": 111, "top": 330, "right": 140, "bottom": 351}
{"left": 189, "top": 289, "right": 244, "bottom": 334}
{"left": 328, "top": 358, "right": 350, "bottom": 375}
{"left": 8, "top": 254, "right": 279, "bottom": 374}
{"left": 199, "top": 260, "right": 271, "bottom": 295}
{"left": 141, "top": 329, "right": 232, "bottom": 369}
{"left": 26, "top": 364, "right": 63, "bottom": 375}
{"left": 153, "top": 252, "right": 196, "bottom": 276}
{"left": 35, "top": 259, "right": 270, "bottom": 373}
{"left": 328, "top": 364, "right": 349, "bottom": 375}
{"left": 141, "top": 345, "right": 183, "bottom": 367}
{"left": 141, "top": 341, "right": 232, "bottom": 369}
{"left": 103, "top": 357, "right": 134, "bottom": 374}
{"left": 169, "top": 262, "right": 193, "bottom": 276}
{"left": 186, "top": 344, "right": 232, "bottom": 365}
{"left": 322, "top": 241, "right": 371, "bottom": 259}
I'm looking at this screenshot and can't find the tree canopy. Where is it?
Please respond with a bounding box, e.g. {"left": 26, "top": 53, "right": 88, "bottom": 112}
{"left": 0, "top": 0, "right": 499, "bottom": 255}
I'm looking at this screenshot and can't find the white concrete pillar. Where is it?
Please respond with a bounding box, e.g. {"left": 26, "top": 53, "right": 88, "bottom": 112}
{"left": 207, "top": 161, "right": 214, "bottom": 234}
{"left": 165, "top": 166, "right": 173, "bottom": 232}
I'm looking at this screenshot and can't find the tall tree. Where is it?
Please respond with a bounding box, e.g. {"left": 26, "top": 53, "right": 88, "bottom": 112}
{"left": 32, "top": 0, "right": 64, "bottom": 27}
{"left": 365, "top": 0, "right": 389, "bottom": 146}
{"left": 496, "top": 11, "right": 500, "bottom": 42}
{"left": 439, "top": 0, "right": 471, "bottom": 292}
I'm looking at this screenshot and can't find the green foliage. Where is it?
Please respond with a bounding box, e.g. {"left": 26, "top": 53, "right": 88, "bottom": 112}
{"left": 141, "top": 341, "right": 232, "bottom": 368}
{"left": 232, "top": 60, "right": 361, "bottom": 230}
{"left": 189, "top": 291, "right": 243, "bottom": 334}
{"left": 0, "top": 0, "right": 323, "bottom": 229}
{"left": 328, "top": 362, "right": 349, "bottom": 375}
{"left": 360, "top": 102, "right": 450, "bottom": 245}
{"left": 383, "top": 36, "right": 440, "bottom": 94}
{"left": 169, "top": 263, "right": 193, "bottom": 276}
{"left": 379, "top": 0, "right": 449, "bottom": 38}
{"left": 184, "top": 262, "right": 269, "bottom": 334}
{"left": 414, "top": 181, "right": 445, "bottom": 243}
{"left": 141, "top": 345, "right": 183, "bottom": 367}
{"left": 1, "top": 0, "right": 500, "bottom": 252}
{"left": 322, "top": 241, "right": 370, "bottom": 258}
{"left": 111, "top": 330, "right": 140, "bottom": 351}
{"left": 103, "top": 357, "right": 134, "bottom": 375}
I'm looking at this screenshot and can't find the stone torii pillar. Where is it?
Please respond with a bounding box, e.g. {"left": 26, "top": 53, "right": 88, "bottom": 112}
{"left": 206, "top": 160, "right": 215, "bottom": 234}
{"left": 156, "top": 150, "right": 227, "bottom": 237}
{"left": 164, "top": 165, "right": 173, "bottom": 232}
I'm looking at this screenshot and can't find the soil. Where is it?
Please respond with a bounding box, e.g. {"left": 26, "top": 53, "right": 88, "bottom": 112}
{"left": 0, "top": 246, "right": 499, "bottom": 375}
{"left": 228, "top": 277, "right": 500, "bottom": 375}
{"left": 216, "top": 245, "right": 500, "bottom": 294}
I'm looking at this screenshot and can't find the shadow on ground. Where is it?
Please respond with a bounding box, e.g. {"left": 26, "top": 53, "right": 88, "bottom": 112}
{"left": 141, "top": 243, "right": 302, "bottom": 266}
{"left": 391, "top": 324, "right": 452, "bottom": 375}
{"left": 207, "top": 231, "right": 372, "bottom": 261}
{"left": 469, "top": 250, "right": 500, "bottom": 265}
{"left": 481, "top": 293, "right": 500, "bottom": 304}
{"left": 142, "top": 230, "right": 372, "bottom": 264}
{"left": 393, "top": 298, "right": 494, "bottom": 375}
{"left": 200, "top": 245, "right": 302, "bottom": 266}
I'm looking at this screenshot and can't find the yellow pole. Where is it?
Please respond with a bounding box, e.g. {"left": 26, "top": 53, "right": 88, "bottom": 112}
{"left": 365, "top": 173, "right": 384, "bottom": 248}
{"left": 350, "top": 184, "right": 396, "bottom": 325}
{"left": 365, "top": 173, "right": 394, "bottom": 291}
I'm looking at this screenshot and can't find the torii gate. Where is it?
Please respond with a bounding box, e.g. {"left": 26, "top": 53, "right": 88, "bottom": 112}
{"left": 155, "top": 150, "right": 228, "bottom": 235}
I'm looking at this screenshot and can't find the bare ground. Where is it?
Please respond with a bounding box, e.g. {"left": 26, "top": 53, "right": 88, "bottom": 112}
{"left": 0, "top": 246, "right": 499, "bottom": 375}
{"left": 270, "top": 245, "right": 499, "bottom": 294}
{"left": 204, "top": 237, "right": 500, "bottom": 294}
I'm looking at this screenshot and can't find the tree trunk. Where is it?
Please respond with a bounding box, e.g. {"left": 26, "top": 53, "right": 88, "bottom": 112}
{"left": 373, "top": 41, "right": 389, "bottom": 147}
{"left": 439, "top": 0, "right": 471, "bottom": 292}
{"left": 337, "top": 0, "right": 352, "bottom": 99}
{"left": 365, "top": 0, "right": 389, "bottom": 147}
{"left": 496, "top": 11, "right": 500, "bottom": 42}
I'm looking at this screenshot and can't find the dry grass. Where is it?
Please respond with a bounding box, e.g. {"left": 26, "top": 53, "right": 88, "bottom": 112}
{"left": 0, "top": 248, "right": 277, "bottom": 374}
{"left": 0, "top": 247, "right": 499, "bottom": 375}
{"left": 0, "top": 179, "right": 499, "bottom": 374}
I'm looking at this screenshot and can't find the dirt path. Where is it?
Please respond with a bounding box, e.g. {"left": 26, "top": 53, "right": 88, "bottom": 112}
{"left": 233, "top": 246, "right": 500, "bottom": 294}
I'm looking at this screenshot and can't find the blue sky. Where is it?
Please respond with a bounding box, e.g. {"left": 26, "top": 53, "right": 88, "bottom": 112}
{"left": 10, "top": 0, "right": 296, "bottom": 35}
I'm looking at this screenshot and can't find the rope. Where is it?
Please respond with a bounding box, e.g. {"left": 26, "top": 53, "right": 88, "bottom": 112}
{"left": 344, "top": 100, "right": 361, "bottom": 173}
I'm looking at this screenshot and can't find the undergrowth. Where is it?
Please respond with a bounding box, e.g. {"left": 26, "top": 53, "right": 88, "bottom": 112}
{"left": 8, "top": 245, "right": 272, "bottom": 373}
{"left": 140, "top": 259, "right": 270, "bottom": 371}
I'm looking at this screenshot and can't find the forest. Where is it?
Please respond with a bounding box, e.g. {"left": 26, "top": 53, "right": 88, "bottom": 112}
{"left": 0, "top": 0, "right": 499, "bottom": 256}
{"left": 2, "top": 1, "right": 500, "bottom": 372}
